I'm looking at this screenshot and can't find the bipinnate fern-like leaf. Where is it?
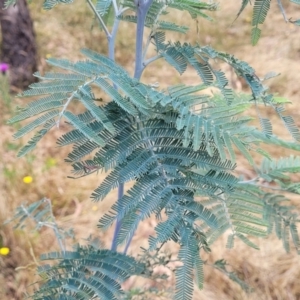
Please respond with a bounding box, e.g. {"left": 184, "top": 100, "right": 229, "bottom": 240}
{"left": 11, "top": 44, "right": 299, "bottom": 167}
{"left": 154, "top": 38, "right": 293, "bottom": 124}
{"left": 251, "top": 27, "right": 262, "bottom": 46}
{"left": 251, "top": 0, "right": 271, "bottom": 45}
{"left": 174, "top": 234, "right": 199, "bottom": 300}
{"left": 42, "top": 0, "right": 74, "bottom": 10}
{"left": 193, "top": 253, "right": 204, "bottom": 289}
{"left": 119, "top": 15, "right": 190, "bottom": 34}
{"left": 9, "top": 49, "right": 158, "bottom": 157}
{"left": 13, "top": 110, "right": 59, "bottom": 140}
{"left": 263, "top": 193, "right": 300, "bottom": 253}
{"left": 204, "top": 189, "right": 268, "bottom": 247}
{"left": 260, "top": 155, "right": 300, "bottom": 181}
{"left": 5, "top": 198, "right": 56, "bottom": 231}
{"left": 119, "top": 0, "right": 217, "bottom": 34}
{"left": 259, "top": 117, "right": 273, "bottom": 138}
{"left": 201, "top": 182, "right": 300, "bottom": 255}
{"left": 17, "top": 120, "right": 57, "bottom": 157}
{"left": 96, "top": 0, "right": 112, "bottom": 17}
{"left": 236, "top": 0, "right": 300, "bottom": 44}
{"left": 213, "top": 259, "right": 253, "bottom": 292}
{"left": 275, "top": 106, "right": 300, "bottom": 141}
{"left": 5, "top": 198, "right": 74, "bottom": 250}
{"left": 169, "top": 0, "right": 217, "bottom": 20}
{"left": 29, "top": 245, "right": 145, "bottom": 300}
{"left": 64, "top": 111, "right": 107, "bottom": 146}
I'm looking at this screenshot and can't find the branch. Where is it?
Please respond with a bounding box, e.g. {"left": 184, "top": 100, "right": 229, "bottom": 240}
{"left": 57, "top": 79, "right": 95, "bottom": 128}
{"left": 111, "top": 183, "right": 124, "bottom": 251}
{"left": 277, "top": 0, "right": 288, "bottom": 22}
{"left": 112, "top": 0, "right": 118, "bottom": 15}
{"left": 112, "top": 0, "right": 154, "bottom": 252}
{"left": 134, "top": 0, "right": 154, "bottom": 79}
{"left": 143, "top": 54, "right": 162, "bottom": 67}
{"left": 86, "top": 0, "right": 111, "bottom": 38}
{"left": 142, "top": 31, "right": 153, "bottom": 61}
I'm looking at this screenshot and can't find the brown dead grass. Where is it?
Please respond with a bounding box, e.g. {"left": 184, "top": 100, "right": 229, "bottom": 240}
{"left": 1, "top": 1, "right": 300, "bottom": 299}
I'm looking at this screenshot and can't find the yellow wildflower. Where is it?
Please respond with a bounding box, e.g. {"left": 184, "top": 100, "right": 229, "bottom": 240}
{"left": 47, "top": 158, "right": 56, "bottom": 166}
{"left": 23, "top": 176, "right": 33, "bottom": 184}
{"left": 0, "top": 247, "right": 10, "bottom": 256}
{"left": 92, "top": 205, "right": 98, "bottom": 211}
{"left": 45, "top": 157, "right": 57, "bottom": 169}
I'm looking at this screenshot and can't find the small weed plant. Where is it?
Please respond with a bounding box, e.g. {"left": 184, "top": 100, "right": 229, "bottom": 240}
{"left": 5, "top": 0, "right": 300, "bottom": 299}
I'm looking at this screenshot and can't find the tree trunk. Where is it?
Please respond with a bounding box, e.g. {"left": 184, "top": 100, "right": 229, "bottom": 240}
{"left": 0, "top": 0, "right": 38, "bottom": 91}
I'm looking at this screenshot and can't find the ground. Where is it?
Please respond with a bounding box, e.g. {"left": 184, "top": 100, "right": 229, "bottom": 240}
{"left": 1, "top": 1, "right": 300, "bottom": 299}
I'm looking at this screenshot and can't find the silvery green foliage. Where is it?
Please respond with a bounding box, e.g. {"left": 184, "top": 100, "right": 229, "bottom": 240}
{"left": 236, "top": 0, "right": 300, "bottom": 45}
{"left": 8, "top": 0, "right": 300, "bottom": 299}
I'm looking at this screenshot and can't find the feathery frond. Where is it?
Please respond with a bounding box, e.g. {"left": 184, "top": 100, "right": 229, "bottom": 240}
{"left": 174, "top": 234, "right": 199, "bottom": 300}
{"left": 29, "top": 246, "right": 145, "bottom": 300}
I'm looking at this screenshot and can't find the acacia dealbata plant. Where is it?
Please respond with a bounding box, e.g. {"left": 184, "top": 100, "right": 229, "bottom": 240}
{"left": 6, "top": 0, "right": 300, "bottom": 299}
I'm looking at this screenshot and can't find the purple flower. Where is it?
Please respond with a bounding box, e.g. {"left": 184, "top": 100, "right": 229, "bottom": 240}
{"left": 0, "top": 63, "right": 9, "bottom": 74}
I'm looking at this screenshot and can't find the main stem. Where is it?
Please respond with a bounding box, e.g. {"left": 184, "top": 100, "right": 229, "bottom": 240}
{"left": 124, "top": 0, "right": 153, "bottom": 253}
{"left": 133, "top": 0, "right": 153, "bottom": 79}
{"left": 109, "top": 15, "right": 123, "bottom": 252}
{"left": 111, "top": 0, "right": 153, "bottom": 253}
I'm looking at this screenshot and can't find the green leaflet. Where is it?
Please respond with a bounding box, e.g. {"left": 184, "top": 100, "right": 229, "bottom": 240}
{"left": 20, "top": 79, "right": 83, "bottom": 96}
{"left": 34, "top": 71, "right": 87, "bottom": 81}
{"left": 169, "top": 0, "right": 216, "bottom": 20}
{"left": 96, "top": 0, "right": 112, "bottom": 16}
{"left": 251, "top": 27, "right": 262, "bottom": 46}
{"left": 78, "top": 87, "right": 115, "bottom": 134}
{"left": 231, "top": 136, "right": 254, "bottom": 165}
{"left": 81, "top": 48, "right": 127, "bottom": 76}
{"left": 63, "top": 111, "right": 106, "bottom": 146}
{"left": 17, "top": 120, "right": 56, "bottom": 157}
{"left": 162, "top": 47, "right": 188, "bottom": 75}
{"left": 253, "top": 0, "right": 271, "bottom": 25}
{"left": 13, "top": 110, "right": 59, "bottom": 139}
{"left": 175, "top": 234, "right": 199, "bottom": 300}
{"left": 8, "top": 96, "right": 65, "bottom": 124}
{"left": 261, "top": 155, "right": 300, "bottom": 176}
{"left": 108, "top": 73, "right": 152, "bottom": 110}
{"left": 290, "top": 223, "right": 300, "bottom": 253}
{"left": 94, "top": 77, "right": 138, "bottom": 116}
{"left": 67, "top": 140, "right": 100, "bottom": 162}
{"left": 185, "top": 201, "right": 218, "bottom": 228}
{"left": 235, "top": 0, "right": 251, "bottom": 20}
{"left": 251, "top": 0, "right": 271, "bottom": 45}
{"left": 42, "top": 0, "right": 73, "bottom": 10}
{"left": 236, "top": 233, "right": 260, "bottom": 250}
{"left": 194, "top": 254, "right": 204, "bottom": 289}
{"left": 149, "top": 210, "right": 182, "bottom": 250}
{"left": 259, "top": 117, "right": 273, "bottom": 137}
{"left": 213, "top": 259, "right": 252, "bottom": 292}
{"left": 121, "top": 0, "right": 217, "bottom": 31}
{"left": 121, "top": 15, "right": 190, "bottom": 33}
{"left": 226, "top": 233, "right": 235, "bottom": 249}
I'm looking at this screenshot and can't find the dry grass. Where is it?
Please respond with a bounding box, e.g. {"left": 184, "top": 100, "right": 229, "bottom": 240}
{"left": 1, "top": 1, "right": 300, "bottom": 299}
